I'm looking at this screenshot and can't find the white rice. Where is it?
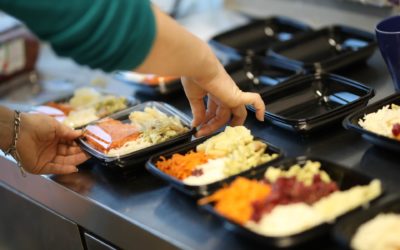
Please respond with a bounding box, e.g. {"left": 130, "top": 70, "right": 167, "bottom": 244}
{"left": 351, "top": 213, "right": 400, "bottom": 250}
{"left": 183, "top": 158, "right": 227, "bottom": 186}
{"left": 359, "top": 104, "right": 400, "bottom": 138}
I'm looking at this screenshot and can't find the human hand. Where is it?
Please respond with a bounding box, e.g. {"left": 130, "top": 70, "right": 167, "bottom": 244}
{"left": 182, "top": 63, "right": 265, "bottom": 137}
{"left": 17, "top": 113, "right": 90, "bottom": 175}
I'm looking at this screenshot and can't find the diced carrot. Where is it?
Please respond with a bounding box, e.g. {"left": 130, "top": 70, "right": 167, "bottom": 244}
{"left": 198, "top": 177, "right": 271, "bottom": 224}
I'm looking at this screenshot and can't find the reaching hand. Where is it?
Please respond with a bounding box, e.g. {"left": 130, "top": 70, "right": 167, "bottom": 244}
{"left": 182, "top": 63, "right": 265, "bottom": 137}
{"left": 17, "top": 113, "right": 90, "bottom": 175}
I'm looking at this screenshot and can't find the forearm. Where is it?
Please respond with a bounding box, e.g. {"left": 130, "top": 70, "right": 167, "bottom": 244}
{"left": 0, "top": 106, "right": 15, "bottom": 151}
{"left": 136, "top": 6, "right": 220, "bottom": 82}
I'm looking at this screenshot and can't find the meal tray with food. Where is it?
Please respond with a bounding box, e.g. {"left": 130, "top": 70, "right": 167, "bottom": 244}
{"left": 114, "top": 71, "right": 182, "bottom": 95}
{"left": 225, "top": 56, "right": 303, "bottom": 93}
{"left": 268, "top": 25, "right": 377, "bottom": 73}
{"left": 146, "top": 126, "right": 283, "bottom": 197}
{"left": 333, "top": 195, "right": 400, "bottom": 250}
{"left": 198, "top": 156, "right": 382, "bottom": 248}
{"left": 31, "top": 87, "right": 138, "bottom": 129}
{"left": 343, "top": 93, "right": 400, "bottom": 152}
{"left": 247, "top": 73, "right": 374, "bottom": 133}
{"left": 78, "top": 101, "right": 194, "bottom": 169}
{"left": 209, "top": 16, "right": 311, "bottom": 64}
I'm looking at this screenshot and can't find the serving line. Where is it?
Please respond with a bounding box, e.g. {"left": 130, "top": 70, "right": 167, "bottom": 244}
{"left": 1, "top": 7, "right": 400, "bottom": 250}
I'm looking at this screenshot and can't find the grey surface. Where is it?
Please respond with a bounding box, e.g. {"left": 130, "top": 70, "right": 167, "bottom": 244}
{"left": 0, "top": 5, "right": 400, "bottom": 250}
{"left": 0, "top": 184, "right": 84, "bottom": 250}
{"left": 0, "top": 50, "right": 399, "bottom": 250}
{"left": 85, "top": 233, "right": 118, "bottom": 250}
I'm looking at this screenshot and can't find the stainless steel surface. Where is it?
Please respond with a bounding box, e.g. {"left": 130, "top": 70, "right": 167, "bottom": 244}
{"left": 0, "top": 7, "right": 399, "bottom": 250}
{"left": 0, "top": 183, "right": 84, "bottom": 250}
{"left": 85, "top": 233, "right": 118, "bottom": 250}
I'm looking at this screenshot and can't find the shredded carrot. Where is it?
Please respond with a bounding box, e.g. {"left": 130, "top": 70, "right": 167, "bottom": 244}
{"left": 198, "top": 177, "right": 271, "bottom": 224}
{"left": 156, "top": 151, "right": 210, "bottom": 180}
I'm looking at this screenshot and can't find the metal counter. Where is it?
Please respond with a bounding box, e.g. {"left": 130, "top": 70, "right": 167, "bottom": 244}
{"left": 1, "top": 7, "right": 400, "bottom": 250}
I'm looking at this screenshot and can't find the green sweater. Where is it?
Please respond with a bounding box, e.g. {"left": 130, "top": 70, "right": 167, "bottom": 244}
{"left": 0, "top": 0, "right": 156, "bottom": 72}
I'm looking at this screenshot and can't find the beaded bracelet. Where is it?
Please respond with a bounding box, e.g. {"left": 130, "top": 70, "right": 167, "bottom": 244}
{"left": 4, "top": 110, "right": 26, "bottom": 177}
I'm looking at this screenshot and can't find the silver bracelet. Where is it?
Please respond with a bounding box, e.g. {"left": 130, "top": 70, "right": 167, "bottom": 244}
{"left": 4, "top": 110, "right": 26, "bottom": 177}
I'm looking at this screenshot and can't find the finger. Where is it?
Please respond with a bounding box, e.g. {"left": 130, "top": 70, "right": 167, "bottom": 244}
{"left": 240, "top": 92, "right": 265, "bottom": 121}
{"left": 53, "top": 152, "right": 90, "bottom": 166}
{"left": 58, "top": 125, "right": 82, "bottom": 141}
{"left": 188, "top": 97, "right": 206, "bottom": 128}
{"left": 205, "top": 96, "right": 217, "bottom": 122}
{"left": 196, "top": 107, "right": 230, "bottom": 137}
{"left": 57, "top": 144, "right": 85, "bottom": 156}
{"left": 41, "top": 163, "right": 79, "bottom": 175}
{"left": 230, "top": 106, "right": 247, "bottom": 126}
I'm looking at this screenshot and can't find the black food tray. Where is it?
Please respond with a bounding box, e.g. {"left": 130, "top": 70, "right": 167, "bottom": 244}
{"left": 145, "top": 135, "right": 283, "bottom": 197}
{"left": 268, "top": 25, "right": 377, "bottom": 73}
{"left": 333, "top": 195, "right": 400, "bottom": 249}
{"left": 78, "top": 101, "right": 195, "bottom": 171}
{"left": 114, "top": 71, "right": 182, "bottom": 95}
{"left": 209, "top": 16, "right": 312, "bottom": 65}
{"left": 247, "top": 73, "right": 374, "bottom": 133}
{"left": 343, "top": 93, "right": 400, "bottom": 152}
{"left": 225, "top": 56, "right": 304, "bottom": 93}
{"left": 201, "top": 156, "right": 380, "bottom": 248}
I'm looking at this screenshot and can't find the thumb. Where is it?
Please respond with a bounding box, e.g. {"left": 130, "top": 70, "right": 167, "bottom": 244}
{"left": 57, "top": 124, "right": 82, "bottom": 141}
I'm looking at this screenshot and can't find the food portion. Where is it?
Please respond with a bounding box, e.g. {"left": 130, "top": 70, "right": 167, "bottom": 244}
{"left": 82, "top": 107, "right": 189, "bottom": 157}
{"left": 199, "top": 161, "right": 382, "bottom": 237}
{"left": 33, "top": 88, "right": 128, "bottom": 128}
{"left": 359, "top": 103, "right": 400, "bottom": 140}
{"left": 156, "top": 126, "right": 279, "bottom": 186}
{"left": 351, "top": 213, "right": 400, "bottom": 250}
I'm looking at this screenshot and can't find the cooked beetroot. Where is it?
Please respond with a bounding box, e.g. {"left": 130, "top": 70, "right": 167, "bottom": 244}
{"left": 251, "top": 174, "right": 338, "bottom": 222}
{"left": 392, "top": 123, "right": 400, "bottom": 137}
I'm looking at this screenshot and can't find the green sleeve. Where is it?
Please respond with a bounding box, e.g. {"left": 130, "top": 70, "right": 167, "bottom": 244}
{"left": 0, "top": 0, "right": 156, "bottom": 72}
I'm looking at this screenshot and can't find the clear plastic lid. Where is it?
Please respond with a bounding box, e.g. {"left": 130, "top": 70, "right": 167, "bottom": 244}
{"left": 31, "top": 87, "right": 137, "bottom": 128}
{"left": 78, "top": 101, "right": 194, "bottom": 162}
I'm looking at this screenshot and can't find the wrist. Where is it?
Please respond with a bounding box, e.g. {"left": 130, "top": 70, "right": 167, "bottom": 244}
{"left": 192, "top": 44, "right": 222, "bottom": 84}
{"left": 0, "top": 106, "right": 16, "bottom": 151}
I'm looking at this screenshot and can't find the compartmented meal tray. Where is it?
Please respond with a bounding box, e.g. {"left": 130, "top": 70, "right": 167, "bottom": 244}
{"left": 200, "top": 156, "right": 381, "bottom": 248}
{"left": 78, "top": 101, "right": 195, "bottom": 169}
{"left": 247, "top": 73, "right": 374, "bottom": 133}
{"left": 268, "top": 25, "right": 377, "bottom": 72}
{"left": 146, "top": 135, "right": 283, "bottom": 197}
{"left": 343, "top": 93, "right": 400, "bottom": 152}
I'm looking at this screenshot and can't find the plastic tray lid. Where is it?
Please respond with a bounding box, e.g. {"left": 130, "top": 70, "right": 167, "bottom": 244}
{"left": 343, "top": 92, "right": 400, "bottom": 152}
{"left": 225, "top": 56, "right": 304, "bottom": 93}
{"left": 210, "top": 16, "right": 312, "bottom": 57}
{"left": 145, "top": 135, "right": 283, "bottom": 197}
{"left": 78, "top": 101, "right": 195, "bottom": 163}
{"left": 31, "top": 88, "right": 139, "bottom": 129}
{"left": 113, "top": 71, "right": 182, "bottom": 95}
{"left": 247, "top": 73, "right": 374, "bottom": 133}
{"left": 268, "top": 25, "right": 377, "bottom": 73}
{"left": 199, "top": 156, "right": 382, "bottom": 248}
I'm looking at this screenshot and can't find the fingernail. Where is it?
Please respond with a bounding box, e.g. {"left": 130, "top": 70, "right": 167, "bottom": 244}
{"left": 75, "top": 168, "right": 79, "bottom": 172}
